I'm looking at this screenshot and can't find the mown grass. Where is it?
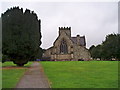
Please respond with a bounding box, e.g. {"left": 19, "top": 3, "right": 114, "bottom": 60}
{"left": 41, "top": 61, "right": 118, "bottom": 88}
{"left": 2, "top": 61, "right": 33, "bottom": 88}
{"left": 2, "top": 69, "right": 26, "bottom": 88}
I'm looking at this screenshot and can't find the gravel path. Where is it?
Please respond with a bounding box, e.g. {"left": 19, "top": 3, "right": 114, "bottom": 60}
{"left": 15, "top": 62, "right": 50, "bottom": 88}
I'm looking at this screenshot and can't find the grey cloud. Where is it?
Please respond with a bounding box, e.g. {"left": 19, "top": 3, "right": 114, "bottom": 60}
{"left": 1, "top": 2, "right": 118, "bottom": 49}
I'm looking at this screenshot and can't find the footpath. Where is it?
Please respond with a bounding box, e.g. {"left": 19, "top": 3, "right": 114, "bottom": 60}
{"left": 16, "top": 62, "right": 50, "bottom": 88}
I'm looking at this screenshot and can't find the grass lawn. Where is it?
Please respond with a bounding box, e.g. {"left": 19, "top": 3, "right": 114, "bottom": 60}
{"left": 2, "top": 61, "right": 33, "bottom": 88}
{"left": 41, "top": 61, "right": 118, "bottom": 88}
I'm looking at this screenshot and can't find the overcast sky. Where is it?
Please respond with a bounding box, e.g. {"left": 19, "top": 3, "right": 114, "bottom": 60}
{"left": 0, "top": 1, "right": 118, "bottom": 49}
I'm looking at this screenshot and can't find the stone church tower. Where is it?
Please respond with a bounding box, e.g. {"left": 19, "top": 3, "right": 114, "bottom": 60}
{"left": 43, "top": 27, "right": 91, "bottom": 61}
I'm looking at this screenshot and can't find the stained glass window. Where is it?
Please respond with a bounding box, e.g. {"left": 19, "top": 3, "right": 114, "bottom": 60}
{"left": 60, "top": 39, "right": 68, "bottom": 54}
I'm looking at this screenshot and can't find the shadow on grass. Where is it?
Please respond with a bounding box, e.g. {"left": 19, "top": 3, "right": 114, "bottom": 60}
{"left": 2, "top": 61, "right": 33, "bottom": 69}
{"left": 2, "top": 66, "right": 31, "bottom": 70}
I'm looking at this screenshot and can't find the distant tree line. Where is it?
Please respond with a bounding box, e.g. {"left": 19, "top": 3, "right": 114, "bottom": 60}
{"left": 2, "top": 7, "right": 43, "bottom": 66}
{"left": 89, "top": 34, "right": 120, "bottom": 61}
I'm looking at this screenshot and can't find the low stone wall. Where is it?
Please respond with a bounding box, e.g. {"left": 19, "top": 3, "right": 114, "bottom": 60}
{"left": 51, "top": 54, "right": 71, "bottom": 60}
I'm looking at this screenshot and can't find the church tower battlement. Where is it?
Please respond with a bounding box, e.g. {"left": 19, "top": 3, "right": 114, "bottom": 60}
{"left": 59, "top": 27, "right": 71, "bottom": 30}
{"left": 59, "top": 27, "right": 71, "bottom": 37}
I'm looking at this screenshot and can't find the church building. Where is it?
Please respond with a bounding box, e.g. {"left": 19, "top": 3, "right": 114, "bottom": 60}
{"left": 43, "top": 27, "right": 91, "bottom": 61}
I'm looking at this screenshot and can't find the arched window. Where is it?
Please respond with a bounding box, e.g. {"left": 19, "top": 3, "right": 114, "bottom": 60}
{"left": 60, "top": 39, "right": 68, "bottom": 54}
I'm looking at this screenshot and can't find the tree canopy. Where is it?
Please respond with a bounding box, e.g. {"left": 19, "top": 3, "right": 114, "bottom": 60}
{"left": 2, "top": 7, "right": 42, "bottom": 66}
{"left": 89, "top": 33, "right": 120, "bottom": 60}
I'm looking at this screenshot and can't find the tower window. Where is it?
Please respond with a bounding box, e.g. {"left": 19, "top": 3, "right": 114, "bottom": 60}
{"left": 60, "top": 39, "right": 68, "bottom": 54}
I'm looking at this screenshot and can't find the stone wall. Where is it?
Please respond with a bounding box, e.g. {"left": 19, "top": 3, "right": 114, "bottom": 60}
{"left": 43, "top": 45, "right": 91, "bottom": 61}
{"left": 51, "top": 54, "right": 71, "bottom": 60}
{"left": 73, "top": 45, "right": 91, "bottom": 60}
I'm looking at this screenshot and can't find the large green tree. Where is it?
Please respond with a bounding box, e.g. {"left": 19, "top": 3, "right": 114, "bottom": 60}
{"left": 102, "top": 34, "right": 120, "bottom": 60}
{"left": 89, "top": 45, "right": 103, "bottom": 60}
{"left": 89, "top": 33, "right": 120, "bottom": 60}
{"left": 2, "top": 7, "right": 42, "bottom": 66}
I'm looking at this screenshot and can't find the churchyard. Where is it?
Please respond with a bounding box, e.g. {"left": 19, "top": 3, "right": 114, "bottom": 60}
{"left": 2, "top": 61, "right": 118, "bottom": 88}
{"left": 1, "top": 4, "right": 119, "bottom": 89}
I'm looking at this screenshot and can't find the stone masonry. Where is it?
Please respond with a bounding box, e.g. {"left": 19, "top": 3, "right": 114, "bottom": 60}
{"left": 43, "top": 27, "right": 91, "bottom": 61}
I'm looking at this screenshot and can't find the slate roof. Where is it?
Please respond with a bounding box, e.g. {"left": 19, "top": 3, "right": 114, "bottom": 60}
{"left": 71, "top": 36, "right": 86, "bottom": 46}
{"left": 71, "top": 37, "right": 77, "bottom": 44}
{"left": 80, "top": 36, "right": 86, "bottom": 46}
{"left": 53, "top": 30, "right": 86, "bottom": 47}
